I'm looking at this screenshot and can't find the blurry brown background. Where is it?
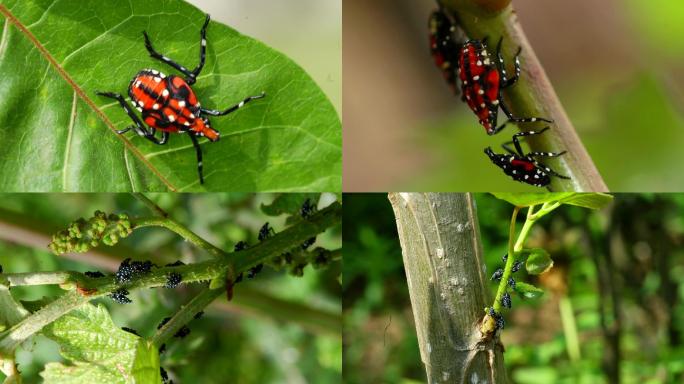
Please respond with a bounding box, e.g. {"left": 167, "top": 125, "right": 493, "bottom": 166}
{"left": 343, "top": 0, "right": 684, "bottom": 191}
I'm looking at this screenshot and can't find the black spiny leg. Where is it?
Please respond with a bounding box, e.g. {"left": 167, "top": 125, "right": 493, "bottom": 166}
{"left": 500, "top": 127, "right": 550, "bottom": 155}
{"left": 96, "top": 91, "right": 168, "bottom": 145}
{"left": 188, "top": 14, "right": 211, "bottom": 83}
{"left": 200, "top": 92, "right": 266, "bottom": 116}
{"left": 498, "top": 100, "right": 554, "bottom": 126}
{"left": 496, "top": 37, "right": 522, "bottom": 88}
{"left": 189, "top": 133, "right": 205, "bottom": 184}
{"left": 143, "top": 14, "right": 211, "bottom": 85}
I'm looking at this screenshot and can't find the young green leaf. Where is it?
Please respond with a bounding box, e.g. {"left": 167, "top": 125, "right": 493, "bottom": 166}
{"left": 514, "top": 282, "right": 545, "bottom": 299}
{"left": 0, "top": 1, "right": 340, "bottom": 192}
{"left": 41, "top": 303, "right": 139, "bottom": 383}
{"left": 556, "top": 193, "right": 614, "bottom": 209}
{"left": 131, "top": 340, "right": 162, "bottom": 384}
{"left": 525, "top": 248, "right": 554, "bottom": 275}
{"left": 491, "top": 193, "right": 574, "bottom": 207}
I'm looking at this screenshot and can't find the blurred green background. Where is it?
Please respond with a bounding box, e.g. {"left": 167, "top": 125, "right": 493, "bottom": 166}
{"left": 187, "top": 0, "right": 341, "bottom": 114}
{"left": 343, "top": 193, "right": 684, "bottom": 383}
{"left": 343, "top": 0, "right": 684, "bottom": 191}
{"left": 0, "top": 193, "right": 341, "bottom": 383}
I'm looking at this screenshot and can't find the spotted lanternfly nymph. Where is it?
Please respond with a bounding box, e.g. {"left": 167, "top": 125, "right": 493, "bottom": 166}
{"left": 300, "top": 198, "right": 317, "bottom": 219}
{"left": 511, "top": 260, "right": 524, "bottom": 273}
{"left": 115, "top": 258, "right": 153, "bottom": 284}
{"left": 258, "top": 222, "right": 276, "bottom": 241}
{"left": 301, "top": 236, "right": 316, "bottom": 250}
{"left": 428, "top": 8, "right": 463, "bottom": 94}
{"left": 174, "top": 325, "right": 191, "bottom": 339}
{"left": 508, "top": 277, "right": 516, "bottom": 289}
{"left": 234, "top": 241, "right": 248, "bottom": 252}
{"left": 165, "top": 272, "right": 182, "bottom": 288}
{"left": 109, "top": 288, "right": 132, "bottom": 304}
{"left": 489, "top": 307, "right": 505, "bottom": 330}
{"left": 501, "top": 292, "right": 512, "bottom": 308}
{"left": 491, "top": 268, "right": 503, "bottom": 281}
{"left": 96, "top": 14, "right": 266, "bottom": 185}
{"left": 485, "top": 128, "right": 570, "bottom": 187}
{"left": 458, "top": 38, "right": 552, "bottom": 135}
{"left": 247, "top": 263, "right": 263, "bottom": 279}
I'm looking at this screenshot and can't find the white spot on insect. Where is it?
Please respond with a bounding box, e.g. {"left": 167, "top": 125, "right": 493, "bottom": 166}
{"left": 136, "top": 107, "right": 142, "bottom": 112}
{"left": 238, "top": 101, "right": 245, "bottom": 108}
{"left": 152, "top": 103, "right": 159, "bottom": 110}
{"left": 525, "top": 175, "right": 529, "bottom": 179}
{"left": 492, "top": 100, "right": 499, "bottom": 105}
{"left": 184, "top": 121, "right": 190, "bottom": 126}
{"left": 480, "top": 103, "right": 486, "bottom": 108}
{"left": 180, "top": 66, "right": 186, "bottom": 72}
{"left": 484, "top": 58, "right": 491, "bottom": 65}
{"left": 178, "top": 100, "right": 186, "bottom": 108}
{"left": 531, "top": 118, "right": 537, "bottom": 122}
{"left": 135, "top": 81, "right": 141, "bottom": 88}
{"left": 512, "top": 170, "right": 517, "bottom": 174}
{"left": 168, "top": 114, "right": 175, "bottom": 122}
{"left": 463, "top": 80, "right": 468, "bottom": 85}
{"left": 466, "top": 95, "right": 471, "bottom": 100}
{"left": 154, "top": 77, "right": 161, "bottom": 83}
{"left": 138, "top": 100, "right": 144, "bottom": 107}
{"left": 197, "top": 102, "right": 201, "bottom": 107}
{"left": 535, "top": 175, "right": 540, "bottom": 178}
{"left": 473, "top": 75, "right": 480, "bottom": 81}
{"left": 201, "top": 39, "right": 207, "bottom": 47}
{"left": 162, "top": 89, "right": 169, "bottom": 97}
{"left": 189, "top": 113, "right": 195, "bottom": 119}
{"left": 478, "top": 89, "right": 484, "bottom": 95}
{"left": 151, "top": 69, "right": 159, "bottom": 75}
{"left": 476, "top": 60, "right": 482, "bottom": 66}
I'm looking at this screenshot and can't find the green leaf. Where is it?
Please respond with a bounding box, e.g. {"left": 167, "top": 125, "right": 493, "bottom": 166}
{"left": 492, "top": 193, "right": 613, "bottom": 210}
{"left": 514, "top": 282, "right": 545, "bottom": 299}
{"left": 41, "top": 303, "right": 139, "bottom": 383}
{"left": 525, "top": 248, "right": 554, "bottom": 275}
{"left": 131, "top": 340, "right": 161, "bottom": 384}
{"left": 556, "top": 193, "right": 614, "bottom": 209}
{"left": 261, "top": 193, "right": 320, "bottom": 217}
{"left": 0, "top": 1, "right": 340, "bottom": 192}
{"left": 491, "top": 193, "right": 574, "bottom": 207}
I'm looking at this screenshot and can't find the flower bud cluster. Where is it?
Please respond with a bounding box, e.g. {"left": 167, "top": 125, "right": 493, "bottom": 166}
{"left": 49, "top": 211, "right": 132, "bottom": 255}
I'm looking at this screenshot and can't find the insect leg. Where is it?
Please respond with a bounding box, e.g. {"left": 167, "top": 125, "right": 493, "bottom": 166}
{"left": 188, "top": 14, "right": 211, "bottom": 83}
{"left": 143, "top": 31, "right": 195, "bottom": 82}
{"left": 499, "top": 99, "right": 553, "bottom": 124}
{"left": 189, "top": 133, "right": 205, "bottom": 184}
{"left": 96, "top": 91, "right": 156, "bottom": 138}
{"left": 200, "top": 92, "right": 266, "bottom": 116}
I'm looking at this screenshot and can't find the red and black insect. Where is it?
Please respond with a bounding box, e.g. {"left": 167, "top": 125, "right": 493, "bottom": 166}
{"left": 458, "top": 38, "right": 552, "bottom": 135}
{"left": 96, "top": 14, "right": 265, "bottom": 185}
{"left": 428, "top": 8, "right": 463, "bottom": 94}
{"left": 484, "top": 128, "right": 569, "bottom": 187}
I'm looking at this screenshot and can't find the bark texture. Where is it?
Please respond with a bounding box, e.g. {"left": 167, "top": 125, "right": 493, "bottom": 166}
{"left": 388, "top": 193, "right": 507, "bottom": 383}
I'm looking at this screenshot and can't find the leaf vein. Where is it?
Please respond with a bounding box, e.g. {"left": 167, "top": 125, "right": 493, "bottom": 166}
{"left": 62, "top": 91, "right": 77, "bottom": 191}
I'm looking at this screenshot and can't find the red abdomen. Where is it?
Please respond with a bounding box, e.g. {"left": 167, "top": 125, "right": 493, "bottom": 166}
{"left": 128, "top": 69, "right": 213, "bottom": 138}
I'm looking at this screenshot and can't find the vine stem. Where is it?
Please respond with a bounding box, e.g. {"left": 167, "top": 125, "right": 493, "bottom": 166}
{"left": 133, "top": 217, "right": 227, "bottom": 258}
{"left": 492, "top": 206, "right": 520, "bottom": 312}
{"left": 443, "top": 0, "right": 609, "bottom": 191}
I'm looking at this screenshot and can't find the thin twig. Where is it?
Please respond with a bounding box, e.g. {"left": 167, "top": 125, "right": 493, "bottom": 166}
{"left": 132, "top": 193, "right": 168, "bottom": 217}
